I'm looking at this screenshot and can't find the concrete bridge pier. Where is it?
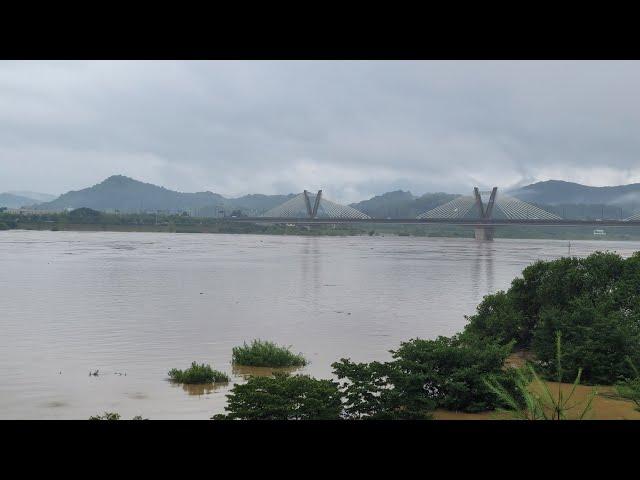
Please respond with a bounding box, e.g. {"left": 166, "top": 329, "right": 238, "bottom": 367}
{"left": 474, "top": 226, "right": 494, "bottom": 241}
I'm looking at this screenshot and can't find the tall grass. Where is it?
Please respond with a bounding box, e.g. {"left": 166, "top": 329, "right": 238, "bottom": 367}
{"left": 232, "top": 339, "right": 307, "bottom": 368}
{"left": 168, "top": 362, "right": 230, "bottom": 384}
{"left": 615, "top": 357, "right": 640, "bottom": 411}
{"left": 484, "top": 332, "right": 596, "bottom": 420}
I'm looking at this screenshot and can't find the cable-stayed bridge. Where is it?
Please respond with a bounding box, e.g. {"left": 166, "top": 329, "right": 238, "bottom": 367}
{"left": 227, "top": 187, "right": 640, "bottom": 240}
{"left": 263, "top": 190, "right": 370, "bottom": 219}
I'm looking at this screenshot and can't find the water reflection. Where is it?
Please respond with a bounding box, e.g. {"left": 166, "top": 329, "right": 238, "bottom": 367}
{"left": 301, "top": 237, "right": 321, "bottom": 307}
{"left": 471, "top": 241, "right": 495, "bottom": 299}
{"left": 231, "top": 364, "right": 303, "bottom": 379}
{"left": 171, "top": 382, "right": 228, "bottom": 396}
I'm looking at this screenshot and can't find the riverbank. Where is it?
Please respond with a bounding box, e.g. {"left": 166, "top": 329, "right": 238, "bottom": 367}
{"left": 5, "top": 207, "right": 640, "bottom": 240}
{"left": 434, "top": 383, "right": 640, "bottom": 420}
{"left": 5, "top": 220, "right": 640, "bottom": 241}
{"left": 433, "top": 353, "right": 640, "bottom": 420}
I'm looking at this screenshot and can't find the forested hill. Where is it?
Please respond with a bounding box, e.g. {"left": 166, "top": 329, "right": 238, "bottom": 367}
{"left": 33, "top": 176, "right": 295, "bottom": 215}
{"left": 35, "top": 175, "right": 228, "bottom": 213}
{"left": 510, "top": 180, "right": 640, "bottom": 206}
{"left": 350, "top": 191, "right": 460, "bottom": 218}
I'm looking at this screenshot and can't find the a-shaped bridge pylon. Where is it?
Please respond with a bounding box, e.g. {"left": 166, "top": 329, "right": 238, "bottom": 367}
{"left": 262, "top": 190, "right": 370, "bottom": 219}
{"left": 418, "top": 187, "right": 561, "bottom": 240}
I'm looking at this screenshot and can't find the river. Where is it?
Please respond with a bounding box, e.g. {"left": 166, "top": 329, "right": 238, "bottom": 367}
{"left": 1, "top": 230, "right": 638, "bottom": 419}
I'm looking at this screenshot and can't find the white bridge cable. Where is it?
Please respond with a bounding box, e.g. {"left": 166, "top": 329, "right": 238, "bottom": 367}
{"left": 262, "top": 193, "right": 370, "bottom": 219}
{"left": 497, "top": 195, "right": 561, "bottom": 220}
{"left": 417, "top": 196, "right": 475, "bottom": 219}
{"left": 417, "top": 192, "right": 561, "bottom": 220}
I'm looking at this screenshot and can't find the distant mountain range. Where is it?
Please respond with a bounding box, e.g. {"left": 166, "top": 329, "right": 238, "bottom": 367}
{"left": 30, "top": 175, "right": 296, "bottom": 215}
{"left": 0, "top": 191, "right": 56, "bottom": 209}
{"left": 349, "top": 190, "right": 460, "bottom": 218}
{"left": 7, "top": 191, "right": 57, "bottom": 203}
{"left": 10, "top": 176, "right": 640, "bottom": 219}
{"left": 509, "top": 180, "right": 640, "bottom": 206}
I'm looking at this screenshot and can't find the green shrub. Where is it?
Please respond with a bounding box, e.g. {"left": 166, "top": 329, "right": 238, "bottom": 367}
{"left": 392, "top": 335, "right": 517, "bottom": 412}
{"left": 213, "top": 372, "right": 341, "bottom": 420}
{"left": 168, "top": 361, "right": 230, "bottom": 384}
{"left": 231, "top": 339, "right": 307, "bottom": 367}
{"left": 464, "top": 251, "right": 640, "bottom": 384}
{"left": 332, "top": 358, "right": 435, "bottom": 419}
{"left": 333, "top": 334, "right": 518, "bottom": 415}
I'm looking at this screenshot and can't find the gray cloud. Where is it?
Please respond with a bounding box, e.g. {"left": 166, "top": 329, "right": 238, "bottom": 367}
{"left": 2, "top": 60, "right": 640, "bottom": 203}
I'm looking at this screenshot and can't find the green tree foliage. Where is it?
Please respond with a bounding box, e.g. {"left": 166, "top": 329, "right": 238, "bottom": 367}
{"left": 332, "top": 359, "right": 435, "bottom": 419}
{"left": 168, "top": 362, "right": 230, "bottom": 384}
{"left": 392, "top": 335, "right": 517, "bottom": 412}
{"left": 333, "top": 335, "right": 517, "bottom": 415}
{"left": 231, "top": 339, "right": 307, "bottom": 368}
{"left": 213, "top": 373, "right": 342, "bottom": 420}
{"left": 464, "top": 251, "right": 640, "bottom": 384}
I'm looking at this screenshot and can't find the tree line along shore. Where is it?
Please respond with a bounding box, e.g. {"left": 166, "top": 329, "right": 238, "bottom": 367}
{"left": 4, "top": 208, "right": 640, "bottom": 240}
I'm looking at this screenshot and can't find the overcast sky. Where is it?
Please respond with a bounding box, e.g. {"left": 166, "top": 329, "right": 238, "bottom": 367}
{"left": 2, "top": 60, "right": 640, "bottom": 203}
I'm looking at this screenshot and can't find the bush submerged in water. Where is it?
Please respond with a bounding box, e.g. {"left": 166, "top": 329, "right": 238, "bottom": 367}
{"left": 231, "top": 339, "right": 307, "bottom": 368}
{"left": 213, "top": 372, "right": 341, "bottom": 420}
{"left": 168, "top": 362, "right": 230, "bottom": 384}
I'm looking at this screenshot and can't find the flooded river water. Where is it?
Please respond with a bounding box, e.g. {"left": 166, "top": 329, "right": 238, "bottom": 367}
{"left": 2, "top": 230, "right": 639, "bottom": 419}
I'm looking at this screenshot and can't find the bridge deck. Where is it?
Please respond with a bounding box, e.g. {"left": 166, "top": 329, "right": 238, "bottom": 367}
{"left": 226, "top": 217, "right": 640, "bottom": 227}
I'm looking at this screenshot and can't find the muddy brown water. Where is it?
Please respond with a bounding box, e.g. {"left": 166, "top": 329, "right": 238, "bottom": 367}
{"left": 2, "top": 230, "right": 640, "bottom": 419}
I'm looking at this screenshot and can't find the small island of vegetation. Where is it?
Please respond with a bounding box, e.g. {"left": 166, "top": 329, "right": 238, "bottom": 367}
{"left": 168, "top": 361, "right": 230, "bottom": 384}
{"left": 231, "top": 339, "right": 308, "bottom": 368}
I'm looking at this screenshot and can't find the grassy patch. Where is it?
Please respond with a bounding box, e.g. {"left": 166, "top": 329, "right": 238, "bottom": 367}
{"left": 232, "top": 339, "right": 307, "bottom": 368}
{"left": 168, "top": 361, "right": 230, "bottom": 384}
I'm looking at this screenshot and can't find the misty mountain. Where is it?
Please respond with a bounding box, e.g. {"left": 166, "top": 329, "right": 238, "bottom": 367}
{"left": 0, "top": 192, "right": 48, "bottom": 208}
{"left": 350, "top": 190, "right": 460, "bottom": 218}
{"left": 230, "top": 194, "right": 297, "bottom": 214}
{"left": 510, "top": 180, "right": 640, "bottom": 207}
{"left": 29, "top": 175, "right": 640, "bottom": 220}
{"left": 29, "top": 177, "right": 462, "bottom": 218}
{"left": 32, "top": 175, "right": 297, "bottom": 215}
{"left": 6, "top": 191, "right": 57, "bottom": 203}
{"left": 34, "top": 175, "right": 229, "bottom": 213}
